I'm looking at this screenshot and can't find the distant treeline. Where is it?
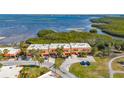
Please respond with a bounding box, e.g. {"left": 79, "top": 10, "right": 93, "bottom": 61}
{"left": 26, "top": 29, "right": 112, "bottom": 46}
{"left": 91, "top": 17, "right": 124, "bottom": 37}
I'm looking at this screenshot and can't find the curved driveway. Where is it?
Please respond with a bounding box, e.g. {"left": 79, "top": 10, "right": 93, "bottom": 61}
{"left": 108, "top": 55, "right": 124, "bottom": 78}
{"left": 60, "top": 56, "right": 95, "bottom": 78}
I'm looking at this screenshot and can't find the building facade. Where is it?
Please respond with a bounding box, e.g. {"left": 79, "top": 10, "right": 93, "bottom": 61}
{"left": 27, "top": 43, "right": 91, "bottom": 56}
{"left": 0, "top": 47, "right": 21, "bottom": 57}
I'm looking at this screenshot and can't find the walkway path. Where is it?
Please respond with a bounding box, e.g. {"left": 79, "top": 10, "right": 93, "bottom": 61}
{"left": 50, "top": 67, "right": 71, "bottom": 78}
{"left": 108, "top": 54, "right": 124, "bottom": 78}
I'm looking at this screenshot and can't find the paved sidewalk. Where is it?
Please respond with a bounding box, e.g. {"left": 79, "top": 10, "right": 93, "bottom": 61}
{"left": 41, "top": 57, "right": 55, "bottom": 68}
{"left": 0, "top": 65, "right": 23, "bottom": 78}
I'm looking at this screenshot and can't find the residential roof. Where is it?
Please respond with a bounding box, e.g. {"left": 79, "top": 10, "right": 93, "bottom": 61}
{"left": 27, "top": 44, "right": 49, "bottom": 50}
{"left": 0, "top": 47, "right": 20, "bottom": 54}
{"left": 49, "top": 43, "right": 70, "bottom": 49}
{"left": 70, "top": 43, "right": 91, "bottom": 48}
{"left": 27, "top": 43, "right": 91, "bottom": 50}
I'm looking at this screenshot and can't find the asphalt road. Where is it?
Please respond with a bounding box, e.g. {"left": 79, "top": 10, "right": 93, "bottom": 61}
{"left": 0, "top": 61, "right": 40, "bottom": 66}
{"left": 108, "top": 55, "right": 124, "bottom": 78}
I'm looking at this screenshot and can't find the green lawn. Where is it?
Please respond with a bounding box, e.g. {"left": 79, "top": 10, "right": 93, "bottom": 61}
{"left": 69, "top": 57, "right": 110, "bottom": 78}
{"left": 18, "top": 66, "right": 49, "bottom": 78}
{"left": 0, "top": 63, "right": 2, "bottom": 68}
{"left": 112, "top": 57, "right": 124, "bottom": 71}
{"left": 0, "top": 56, "right": 4, "bottom": 61}
{"left": 0, "top": 56, "right": 9, "bottom": 61}
{"left": 113, "top": 73, "right": 124, "bottom": 78}
{"left": 55, "top": 58, "right": 64, "bottom": 68}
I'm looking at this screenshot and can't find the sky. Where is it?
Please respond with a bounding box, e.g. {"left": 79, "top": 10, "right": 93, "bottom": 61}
{"left": 0, "top": 0, "right": 123, "bottom": 14}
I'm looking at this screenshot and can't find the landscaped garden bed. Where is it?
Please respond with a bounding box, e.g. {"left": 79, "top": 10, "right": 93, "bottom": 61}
{"left": 18, "top": 65, "right": 49, "bottom": 78}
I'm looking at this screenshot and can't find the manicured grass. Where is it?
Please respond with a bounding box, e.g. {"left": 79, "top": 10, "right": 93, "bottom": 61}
{"left": 112, "top": 58, "right": 124, "bottom": 71}
{"left": 113, "top": 73, "right": 124, "bottom": 78}
{"left": 91, "top": 17, "right": 124, "bottom": 37}
{"left": 0, "top": 56, "right": 9, "bottom": 61}
{"left": 0, "top": 56, "right": 4, "bottom": 61}
{"left": 18, "top": 66, "right": 49, "bottom": 78}
{"left": 69, "top": 57, "right": 110, "bottom": 78}
{"left": 0, "top": 63, "right": 2, "bottom": 68}
{"left": 55, "top": 58, "right": 64, "bottom": 68}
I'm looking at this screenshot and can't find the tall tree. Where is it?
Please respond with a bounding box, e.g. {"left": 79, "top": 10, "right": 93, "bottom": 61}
{"left": 3, "top": 49, "right": 9, "bottom": 55}
{"left": 19, "top": 41, "right": 28, "bottom": 59}
{"left": 91, "top": 46, "right": 98, "bottom": 56}
{"left": 56, "top": 47, "right": 64, "bottom": 58}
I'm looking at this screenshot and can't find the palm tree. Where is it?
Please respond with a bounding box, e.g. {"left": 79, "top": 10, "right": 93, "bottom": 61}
{"left": 87, "top": 38, "right": 96, "bottom": 47}
{"left": 91, "top": 46, "right": 98, "bottom": 56}
{"left": 79, "top": 51, "right": 87, "bottom": 58}
{"left": 107, "top": 43, "right": 112, "bottom": 56}
{"left": 19, "top": 41, "right": 28, "bottom": 59}
{"left": 55, "top": 46, "right": 64, "bottom": 58}
{"left": 69, "top": 43, "right": 72, "bottom": 57}
{"left": 29, "top": 49, "right": 37, "bottom": 59}
{"left": 35, "top": 50, "right": 44, "bottom": 66}
{"left": 36, "top": 56, "right": 44, "bottom": 66}
{"left": 3, "top": 49, "right": 9, "bottom": 56}
{"left": 29, "top": 49, "right": 44, "bottom": 66}
{"left": 0, "top": 63, "right": 2, "bottom": 72}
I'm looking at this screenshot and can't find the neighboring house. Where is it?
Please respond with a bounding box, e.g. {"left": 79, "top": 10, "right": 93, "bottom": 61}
{"left": 27, "top": 43, "right": 91, "bottom": 56}
{"left": 0, "top": 47, "right": 21, "bottom": 57}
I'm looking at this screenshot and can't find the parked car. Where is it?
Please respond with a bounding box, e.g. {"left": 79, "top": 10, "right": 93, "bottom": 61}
{"left": 80, "top": 61, "right": 85, "bottom": 65}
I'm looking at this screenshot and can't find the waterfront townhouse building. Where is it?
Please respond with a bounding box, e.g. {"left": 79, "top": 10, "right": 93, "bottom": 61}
{"left": 49, "top": 43, "right": 71, "bottom": 56}
{"left": 27, "top": 43, "right": 91, "bottom": 56}
{"left": 70, "top": 43, "right": 91, "bottom": 55}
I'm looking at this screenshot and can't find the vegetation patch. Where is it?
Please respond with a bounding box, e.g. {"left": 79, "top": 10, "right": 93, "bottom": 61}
{"left": 91, "top": 17, "right": 124, "bottom": 37}
{"left": 26, "top": 29, "right": 112, "bottom": 45}
{"left": 112, "top": 57, "right": 124, "bottom": 71}
{"left": 69, "top": 57, "right": 110, "bottom": 78}
{"left": 113, "top": 73, "right": 124, "bottom": 78}
{"left": 18, "top": 66, "right": 49, "bottom": 78}
{"left": 0, "top": 63, "right": 2, "bottom": 68}
{"left": 55, "top": 58, "right": 64, "bottom": 68}
{"left": 26, "top": 29, "right": 124, "bottom": 57}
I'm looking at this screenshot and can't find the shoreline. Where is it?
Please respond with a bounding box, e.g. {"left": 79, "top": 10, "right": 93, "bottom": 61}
{"left": 90, "top": 17, "right": 124, "bottom": 40}
{"left": 90, "top": 21, "right": 124, "bottom": 40}
{"left": 92, "top": 26, "right": 124, "bottom": 40}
